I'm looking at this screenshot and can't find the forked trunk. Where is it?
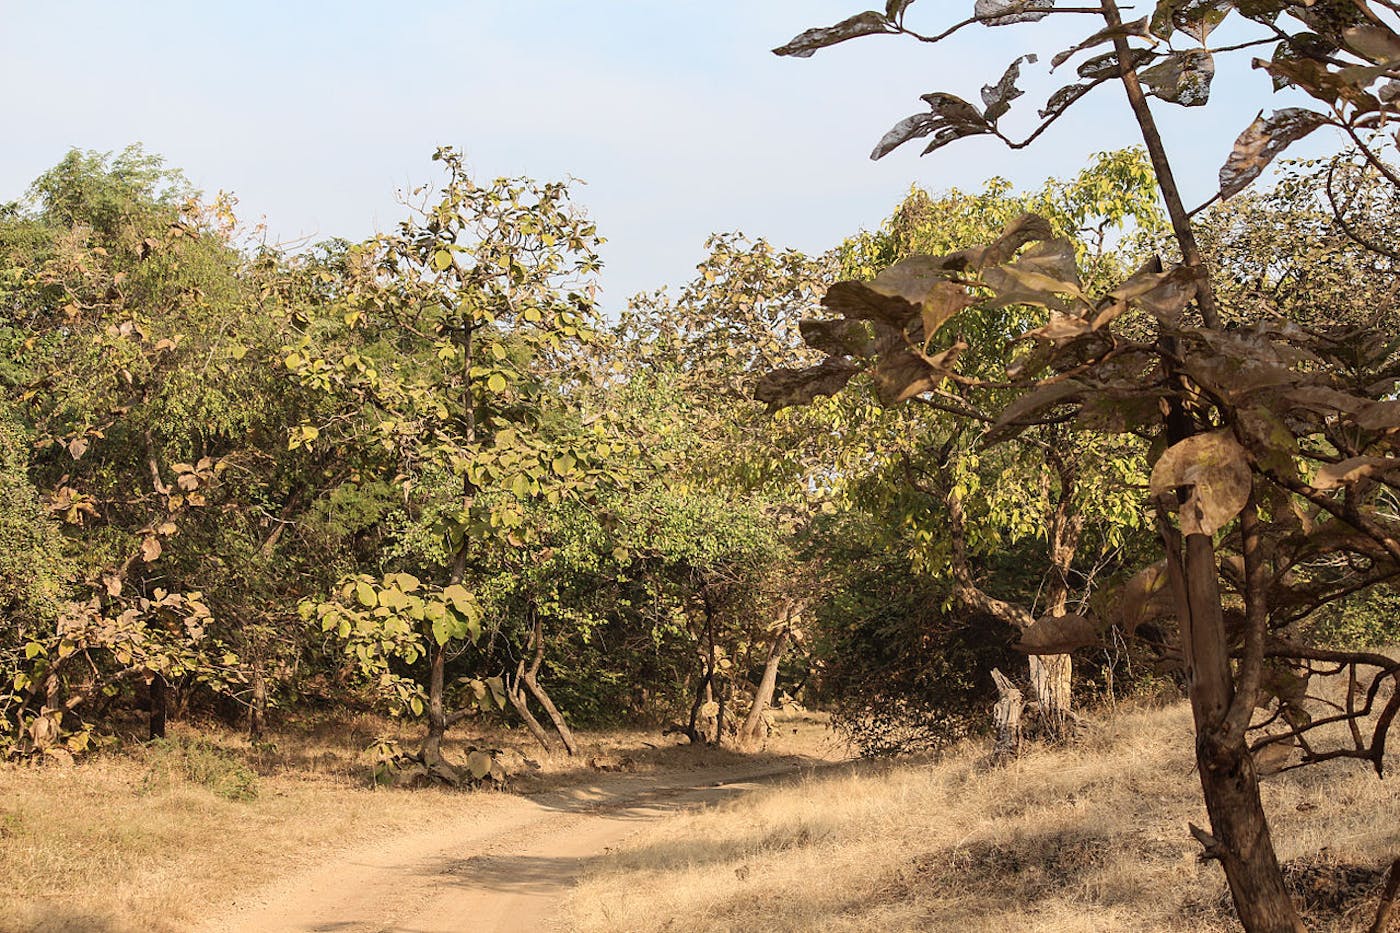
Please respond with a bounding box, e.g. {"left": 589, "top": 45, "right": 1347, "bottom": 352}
{"left": 506, "top": 669, "right": 553, "bottom": 752}
{"left": 1168, "top": 527, "right": 1300, "bottom": 932}
{"left": 521, "top": 616, "right": 577, "bottom": 755}
{"left": 522, "top": 671, "right": 578, "bottom": 757}
{"left": 1096, "top": 0, "right": 1302, "bottom": 921}
{"left": 739, "top": 625, "right": 791, "bottom": 750}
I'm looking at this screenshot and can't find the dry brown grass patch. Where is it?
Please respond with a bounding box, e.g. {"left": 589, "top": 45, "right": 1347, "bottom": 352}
{"left": 564, "top": 700, "right": 1400, "bottom": 932}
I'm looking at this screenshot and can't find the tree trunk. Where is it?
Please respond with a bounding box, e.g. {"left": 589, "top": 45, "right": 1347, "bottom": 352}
{"left": 247, "top": 667, "right": 267, "bottom": 742}
{"left": 686, "top": 599, "right": 720, "bottom": 744}
{"left": 423, "top": 643, "right": 447, "bottom": 766}
{"left": 148, "top": 673, "right": 167, "bottom": 740}
{"left": 990, "top": 668, "right": 1023, "bottom": 762}
{"left": 686, "top": 666, "right": 713, "bottom": 745}
{"left": 522, "top": 671, "right": 578, "bottom": 756}
{"left": 520, "top": 616, "right": 577, "bottom": 755}
{"left": 1194, "top": 731, "right": 1303, "bottom": 933}
{"left": 1369, "top": 857, "right": 1400, "bottom": 933}
{"left": 715, "top": 678, "right": 729, "bottom": 748}
{"left": 1029, "top": 653, "right": 1072, "bottom": 735}
{"left": 505, "top": 669, "right": 553, "bottom": 752}
{"left": 739, "top": 625, "right": 791, "bottom": 750}
{"left": 1173, "top": 532, "right": 1301, "bottom": 932}
{"left": 1094, "top": 1, "right": 1302, "bottom": 918}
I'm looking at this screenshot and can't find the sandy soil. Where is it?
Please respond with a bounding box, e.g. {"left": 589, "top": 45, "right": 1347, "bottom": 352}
{"left": 199, "top": 757, "right": 822, "bottom": 933}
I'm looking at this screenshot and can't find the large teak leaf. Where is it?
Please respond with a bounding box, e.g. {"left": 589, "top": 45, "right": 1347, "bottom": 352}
{"left": 1150, "top": 430, "right": 1253, "bottom": 536}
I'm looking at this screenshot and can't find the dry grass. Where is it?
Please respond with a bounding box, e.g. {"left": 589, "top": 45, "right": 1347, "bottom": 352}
{"left": 0, "top": 711, "right": 836, "bottom": 932}
{"left": 564, "top": 698, "right": 1400, "bottom": 932}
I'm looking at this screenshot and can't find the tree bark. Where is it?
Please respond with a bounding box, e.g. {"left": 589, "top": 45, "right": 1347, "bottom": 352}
{"left": 1369, "top": 857, "right": 1400, "bottom": 933}
{"left": 1159, "top": 510, "right": 1301, "bottom": 932}
{"left": 686, "top": 666, "right": 714, "bottom": 745}
{"left": 1096, "top": 0, "right": 1300, "bottom": 923}
{"left": 739, "top": 624, "right": 791, "bottom": 750}
{"left": 990, "top": 668, "right": 1023, "bottom": 762}
{"left": 686, "top": 595, "right": 720, "bottom": 744}
{"left": 247, "top": 667, "right": 267, "bottom": 742}
{"left": 715, "top": 680, "right": 728, "bottom": 748}
{"left": 521, "top": 617, "right": 577, "bottom": 756}
{"left": 1035, "top": 442, "right": 1082, "bottom": 736}
{"left": 945, "top": 480, "right": 1073, "bottom": 736}
{"left": 148, "top": 673, "right": 167, "bottom": 740}
{"left": 423, "top": 643, "right": 447, "bottom": 766}
{"left": 522, "top": 673, "right": 578, "bottom": 757}
{"left": 505, "top": 666, "right": 553, "bottom": 752}
{"left": 1029, "top": 653, "right": 1072, "bottom": 734}
{"left": 417, "top": 310, "right": 477, "bottom": 768}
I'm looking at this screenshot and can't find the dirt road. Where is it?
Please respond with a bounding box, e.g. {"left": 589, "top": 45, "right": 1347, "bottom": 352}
{"left": 201, "top": 758, "right": 817, "bottom": 933}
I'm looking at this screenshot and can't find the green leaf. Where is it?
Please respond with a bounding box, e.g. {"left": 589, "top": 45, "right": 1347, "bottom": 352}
{"left": 390, "top": 572, "right": 421, "bottom": 593}
{"left": 487, "top": 372, "right": 507, "bottom": 393}
{"left": 432, "top": 249, "right": 453, "bottom": 272}
{"left": 442, "top": 584, "right": 474, "bottom": 615}
{"left": 355, "top": 580, "right": 378, "bottom": 608}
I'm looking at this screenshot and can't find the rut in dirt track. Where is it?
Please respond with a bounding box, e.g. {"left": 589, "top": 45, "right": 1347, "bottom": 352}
{"left": 201, "top": 757, "right": 833, "bottom": 933}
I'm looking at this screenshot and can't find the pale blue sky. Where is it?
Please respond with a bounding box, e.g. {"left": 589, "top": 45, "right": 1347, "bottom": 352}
{"left": 1, "top": 2, "right": 1335, "bottom": 309}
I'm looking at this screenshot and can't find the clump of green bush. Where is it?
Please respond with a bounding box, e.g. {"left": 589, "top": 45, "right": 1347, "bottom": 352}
{"left": 139, "top": 737, "right": 259, "bottom": 802}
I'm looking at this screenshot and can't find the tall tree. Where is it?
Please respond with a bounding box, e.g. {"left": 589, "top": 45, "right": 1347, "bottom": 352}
{"left": 767, "top": 3, "right": 1400, "bottom": 929}
{"left": 297, "top": 148, "right": 622, "bottom": 773}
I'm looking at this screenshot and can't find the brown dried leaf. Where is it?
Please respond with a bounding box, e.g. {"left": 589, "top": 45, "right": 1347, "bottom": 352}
{"left": 1235, "top": 406, "right": 1298, "bottom": 477}
{"left": 870, "top": 93, "right": 991, "bottom": 161}
{"left": 1285, "top": 386, "right": 1371, "bottom": 417}
{"left": 984, "top": 379, "right": 1082, "bottom": 445}
{"left": 920, "top": 282, "right": 976, "bottom": 341}
{"left": 141, "top": 536, "right": 163, "bottom": 563}
{"left": 976, "top": 0, "right": 1054, "bottom": 26}
{"left": 773, "top": 11, "right": 893, "bottom": 58}
{"left": 872, "top": 350, "right": 939, "bottom": 404}
{"left": 1022, "top": 313, "right": 1091, "bottom": 343}
{"left": 1140, "top": 49, "right": 1215, "bottom": 107}
{"left": 1313, "top": 456, "right": 1400, "bottom": 490}
{"left": 754, "top": 359, "right": 860, "bottom": 410}
{"left": 1253, "top": 740, "right": 1297, "bottom": 777}
{"left": 799, "top": 319, "right": 874, "bottom": 357}
{"left": 1357, "top": 399, "right": 1400, "bottom": 431}
{"left": 982, "top": 54, "right": 1038, "bottom": 123}
{"left": 980, "top": 213, "right": 1055, "bottom": 268}
{"left": 1051, "top": 18, "right": 1151, "bottom": 70}
{"left": 1016, "top": 613, "right": 1101, "bottom": 654}
{"left": 1149, "top": 430, "right": 1252, "bottom": 536}
{"left": 1135, "top": 266, "right": 1198, "bottom": 322}
{"left": 1076, "top": 390, "right": 1161, "bottom": 434}
{"left": 1220, "top": 108, "right": 1329, "bottom": 200}
{"left": 1120, "top": 561, "right": 1172, "bottom": 636}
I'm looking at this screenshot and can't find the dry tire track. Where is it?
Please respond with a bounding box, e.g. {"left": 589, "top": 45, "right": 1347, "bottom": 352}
{"left": 201, "top": 759, "right": 820, "bottom": 933}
